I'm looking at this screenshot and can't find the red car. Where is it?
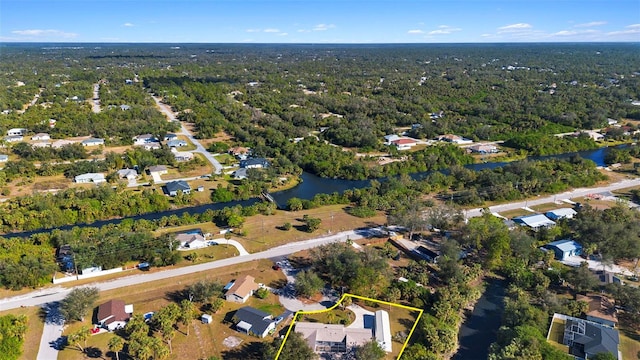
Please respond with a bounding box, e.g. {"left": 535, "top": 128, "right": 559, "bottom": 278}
{"left": 272, "top": 264, "right": 281, "bottom": 270}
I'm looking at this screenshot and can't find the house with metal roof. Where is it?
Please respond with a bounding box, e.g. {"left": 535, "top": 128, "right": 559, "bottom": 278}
{"left": 167, "top": 139, "right": 187, "bottom": 148}
{"left": 74, "top": 173, "right": 106, "bottom": 184}
{"left": 545, "top": 208, "right": 578, "bottom": 220}
{"left": 232, "top": 306, "right": 276, "bottom": 338}
{"left": 544, "top": 239, "right": 582, "bottom": 260}
{"left": 513, "top": 214, "right": 556, "bottom": 230}
{"left": 374, "top": 310, "right": 392, "bottom": 352}
{"left": 81, "top": 138, "right": 105, "bottom": 147}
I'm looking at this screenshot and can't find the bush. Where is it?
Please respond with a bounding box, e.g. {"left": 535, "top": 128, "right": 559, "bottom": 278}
{"left": 255, "top": 288, "right": 269, "bottom": 299}
{"left": 281, "top": 222, "right": 292, "bottom": 231}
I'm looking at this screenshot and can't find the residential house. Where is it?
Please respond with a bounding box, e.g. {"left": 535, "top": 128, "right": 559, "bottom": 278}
{"left": 513, "top": 214, "right": 556, "bottom": 230}
{"left": 229, "top": 146, "right": 251, "bottom": 160}
{"left": 175, "top": 232, "right": 207, "bottom": 249}
{"left": 430, "top": 111, "right": 444, "bottom": 120}
{"left": 7, "top": 128, "right": 27, "bottom": 136}
{"left": 133, "top": 134, "right": 159, "bottom": 146}
{"left": 232, "top": 306, "right": 276, "bottom": 338}
{"left": 374, "top": 310, "right": 393, "bottom": 352}
{"left": 0, "top": 154, "right": 8, "bottom": 163}
{"left": 383, "top": 134, "right": 401, "bottom": 145}
{"left": 391, "top": 138, "right": 418, "bottom": 150}
{"left": 543, "top": 239, "right": 582, "bottom": 260}
{"left": 165, "top": 180, "right": 191, "bottom": 196}
{"left": 116, "top": 169, "right": 138, "bottom": 181}
{"left": 295, "top": 322, "right": 373, "bottom": 353}
{"left": 120, "top": 104, "right": 131, "bottom": 111}
{"left": 125, "top": 79, "right": 133, "bottom": 85}
{"left": 468, "top": 144, "right": 499, "bottom": 154}
{"left": 240, "top": 158, "right": 270, "bottom": 169}
{"left": 143, "top": 143, "right": 162, "bottom": 151}
{"left": 167, "top": 139, "right": 187, "bottom": 148}
{"left": 147, "top": 165, "right": 168, "bottom": 176}
{"left": 164, "top": 133, "right": 178, "bottom": 141}
{"left": 96, "top": 299, "right": 133, "bottom": 331}
{"left": 32, "top": 141, "right": 51, "bottom": 148}
{"left": 559, "top": 315, "right": 619, "bottom": 360}
{"left": 437, "top": 134, "right": 473, "bottom": 145}
{"left": 578, "top": 131, "right": 605, "bottom": 141}
{"left": 81, "top": 138, "right": 105, "bottom": 147}
{"left": 74, "top": 173, "right": 106, "bottom": 184}
{"left": 172, "top": 149, "right": 194, "bottom": 162}
{"left": 576, "top": 295, "right": 618, "bottom": 328}
{"left": 233, "top": 168, "right": 248, "bottom": 180}
{"left": 31, "top": 133, "right": 50, "bottom": 141}
{"left": 51, "top": 139, "right": 76, "bottom": 148}
{"left": 414, "top": 246, "right": 440, "bottom": 263}
{"left": 545, "top": 208, "right": 577, "bottom": 220}
{"left": 225, "top": 275, "right": 259, "bottom": 303}
{"left": 4, "top": 135, "right": 23, "bottom": 143}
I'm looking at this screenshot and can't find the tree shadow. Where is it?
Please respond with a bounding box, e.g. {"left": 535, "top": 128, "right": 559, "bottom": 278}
{"left": 165, "top": 289, "right": 187, "bottom": 303}
{"left": 221, "top": 340, "right": 264, "bottom": 360}
{"left": 269, "top": 278, "right": 288, "bottom": 290}
{"left": 84, "top": 347, "right": 103, "bottom": 358}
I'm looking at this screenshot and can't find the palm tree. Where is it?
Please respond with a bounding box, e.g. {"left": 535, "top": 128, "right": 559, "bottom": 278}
{"left": 68, "top": 326, "right": 91, "bottom": 353}
{"left": 179, "top": 299, "right": 197, "bottom": 336}
{"left": 108, "top": 336, "right": 123, "bottom": 360}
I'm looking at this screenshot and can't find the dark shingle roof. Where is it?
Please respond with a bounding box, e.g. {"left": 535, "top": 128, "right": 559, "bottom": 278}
{"left": 234, "top": 306, "right": 272, "bottom": 335}
{"left": 165, "top": 180, "right": 190, "bottom": 193}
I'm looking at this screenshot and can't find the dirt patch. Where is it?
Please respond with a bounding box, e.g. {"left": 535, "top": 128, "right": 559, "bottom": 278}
{"left": 223, "top": 336, "right": 243, "bottom": 348}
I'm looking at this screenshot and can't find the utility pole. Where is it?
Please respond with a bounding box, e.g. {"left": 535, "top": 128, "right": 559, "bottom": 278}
{"left": 330, "top": 212, "right": 334, "bottom": 233}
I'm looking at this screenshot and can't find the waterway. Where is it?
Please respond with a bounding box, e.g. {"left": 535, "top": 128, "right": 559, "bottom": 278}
{"left": 1, "top": 146, "right": 615, "bottom": 239}
{"left": 453, "top": 277, "right": 507, "bottom": 360}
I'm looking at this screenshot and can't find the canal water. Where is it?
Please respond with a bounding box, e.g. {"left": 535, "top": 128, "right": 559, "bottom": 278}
{"left": 453, "top": 277, "right": 507, "bottom": 360}
{"left": 1, "top": 146, "right": 614, "bottom": 239}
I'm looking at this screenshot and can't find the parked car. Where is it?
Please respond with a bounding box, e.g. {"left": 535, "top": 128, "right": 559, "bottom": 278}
{"left": 272, "top": 264, "right": 281, "bottom": 271}
{"left": 273, "top": 316, "right": 284, "bottom": 325}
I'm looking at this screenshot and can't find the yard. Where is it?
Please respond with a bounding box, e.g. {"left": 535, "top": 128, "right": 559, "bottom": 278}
{"left": 0, "top": 306, "right": 43, "bottom": 360}
{"left": 547, "top": 318, "right": 569, "bottom": 353}
{"left": 298, "top": 308, "right": 355, "bottom": 326}
{"left": 497, "top": 208, "right": 534, "bottom": 219}
{"left": 56, "top": 258, "right": 286, "bottom": 360}
{"left": 529, "top": 202, "right": 575, "bottom": 213}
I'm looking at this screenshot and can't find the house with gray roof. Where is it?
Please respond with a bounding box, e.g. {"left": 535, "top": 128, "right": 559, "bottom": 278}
{"left": 545, "top": 208, "right": 577, "bottom": 220}
{"left": 513, "top": 214, "right": 556, "bottom": 230}
{"left": 167, "top": 139, "right": 187, "bottom": 148}
{"left": 232, "top": 306, "right": 276, "bottom": 338}
{"left": 561, "top": 315, "right": 619, "bottom": 359}
{"left": 165, "top": 180, "right": 191, "bottom": 196}
{"left": 240, "top": 158, "right": 270, "bottom": 169}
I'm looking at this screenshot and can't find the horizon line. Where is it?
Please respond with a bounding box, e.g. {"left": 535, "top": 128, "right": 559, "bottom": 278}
{"left": 1, "top": 41, "right": 639, "bottom": 45}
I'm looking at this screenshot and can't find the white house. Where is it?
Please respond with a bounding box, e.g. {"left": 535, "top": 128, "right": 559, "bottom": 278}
{"left": 513, "top": 214, "right": 556, "bottom": 230}
{"left": 116, "top": 169, "right": 138, "bottom": 181}
{"left": 81, "top": 138, "right": 105, "bottom": 147}
{"left": 51, "top": 139, "right": 76, "bottom": 148}
{"left": 545, "top": 208, "right": 577, "bottom": 220}
{"left": 7, "top": 128, "right": 27, "bottom": 136}
{"left": 437, "top": 134, "right": 473, "bottom": 145}
{"left": 148, "top": 165, "right": 168, "bottom": 176}
{"left": 390, "top": 138, "right": 418, "bottom": 150}
{"left": 172, "top": 148, "right": 194, "bottom": 162}
{"left": 374, "top": 310, "right": 393, "bottom": 352}
{"left": 74, "top": 173, "right": 106, "bottom": 184}
{"left": 31, "top": 133, "right": 50, "bottom": 141}
{"left": 225, "top": 275, "right": 259, "bottom": 303}
{"left": 383, "top": 134, "right": 401, "bottom": 145}
{"left": 96, "top": 299, "right": 133, "bottom": 331}
{"left": 143, "top": 143, "right": 162, "bottom": 151}
{"left": 4, "top": 135, "right": 23, "bottom": 143}
{"left": 175, "top": 232, "right": 207, "bottom": 249}
{"left": 0, "top": 154, "right": 8, "bottom": 163}
{"left": 133, "top": 134, "right": 159, "bottom": 145}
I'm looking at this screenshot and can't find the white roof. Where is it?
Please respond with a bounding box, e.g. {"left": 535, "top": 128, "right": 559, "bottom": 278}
{"left": 546, "top": 208, "right": 577, "bottom": 219}
{"left": 124, "top": 304, "right": 134, "bottom": 314}
{"left": 374, "top": 310, "right": 392, "bottom": 352}
{"left": 516, "top": 214, "right": 555, "bottom": 228}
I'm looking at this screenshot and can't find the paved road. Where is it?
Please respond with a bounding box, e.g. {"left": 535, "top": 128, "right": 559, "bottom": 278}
{"left": 464, "top": 177, "right": 640, "bottom": 219}
{"left": 0, "top": 230, "right": 363, "bottom": 312}
{"left": 91, "top": 83, "right": 101, "bottom": 113}
{"left": 151, "top": 94, "right": 223, "bottom": 174}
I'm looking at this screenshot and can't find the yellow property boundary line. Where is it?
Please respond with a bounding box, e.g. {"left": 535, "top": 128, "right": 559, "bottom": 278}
{"left": 275, "top": 293, "right": 423, "bottom": 359}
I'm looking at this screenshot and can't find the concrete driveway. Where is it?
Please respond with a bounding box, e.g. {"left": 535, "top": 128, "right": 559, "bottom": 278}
{"left": 37, "top": 302, "right": 66, "bottom": 360}
{"left": 346, "top": 304, "right": 374, "bottom": 329}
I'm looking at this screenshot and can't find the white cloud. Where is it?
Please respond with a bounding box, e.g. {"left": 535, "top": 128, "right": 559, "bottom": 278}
{"left": 11, "top": 29, "right": 78, "bottom": 38}
{"left": 245, "top": 29, "right": 260, "bottom": 33}
{"left": 122, "top": 23, "right": 135, "bottom": 27}
{"left": 497, "top": 23, "right": 532, "bottom": 33}
{"left": 297, "top": 29, "right": 310, "bottom": 33}
{"left": 606, "top": 28, "right": 640, "bottom": 36}
{"left": 427, "top": 25, "right": 462, "bottom": 35}
{"left": 574, "top": 21, "right": 606, "bottom": 28}
{"left": 552, "top": 30, "right": 578, "bottom": 36}
{"left": 279, "top": 32, "right": 288, "bottom": 36}
{"left": 407, "top": 29, "right": 424, "bottom": 34}
{"left": 313, "top": 24, "right": 335, "bottom": 31}
{"left": 626, "top": 24, "right": 640, "bottom": 28}
{"left": 264, "top": 28, "right": 280, "bottom": 33}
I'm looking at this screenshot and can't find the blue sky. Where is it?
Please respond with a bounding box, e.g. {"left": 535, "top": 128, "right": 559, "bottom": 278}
{"left": 1, "top": 0, "right": 639, "bottom": 43}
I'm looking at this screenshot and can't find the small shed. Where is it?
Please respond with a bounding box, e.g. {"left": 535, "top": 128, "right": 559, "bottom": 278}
{"left": 201, "top": 314, "right": 213, "bottom": 324}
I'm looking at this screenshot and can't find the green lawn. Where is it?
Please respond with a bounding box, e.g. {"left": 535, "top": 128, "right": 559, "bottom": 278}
{"left": 620, "top": 331, "right": 640, "bottom": 360}
{"left": 299, "top": 308, "right": 355, "bottom": 326}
